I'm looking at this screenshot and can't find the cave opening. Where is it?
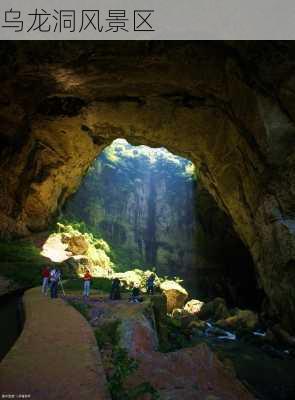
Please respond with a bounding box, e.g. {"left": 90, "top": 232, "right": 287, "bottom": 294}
{"left": 62, "top": 138, "right": 263, "bottom": 310}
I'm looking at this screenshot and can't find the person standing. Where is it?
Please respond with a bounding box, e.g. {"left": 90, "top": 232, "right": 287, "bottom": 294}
{"left": 147, "top": 273, "right": 155, "bottom": 295}
{"left": 50, "top": 268, "right": 61, "bottom": 299}
{"left": 83, "top": 269, "right": 92, "bottom": 298}
{"left": 41, "top": 266, "right": 50, "bottom": 295}
{"left": 110, "top": 278, "right": 121, "bottom": 300}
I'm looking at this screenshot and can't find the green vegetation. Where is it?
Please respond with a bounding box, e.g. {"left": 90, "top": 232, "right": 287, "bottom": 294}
{"left": 108, "top": 347, "right": 159, "bottom": 400}
{"left": 68, "top": 300, "right": 91, "bottom": 320}
{"left": 63, "top": 277, "right": 117, "bottom": 293}
{"left": 0, "top": 240, "right": 47, "bottom": 287}
{"left": 110, "top": 247, "right": 146, "bottom": 272}
{"left": 63, "top": 138, "right": 197, "bottom": 277}
{"left": 158, "top": 314, "right": 191, "bottom": 353}
{"left": 103, "top": 138, "right": 193, "bottom": 172}
{"left": 94, "top": 321, "right": 120, "bottom": 348}
{"left": 57, "top": 219, "right": 111, "bottom": 253}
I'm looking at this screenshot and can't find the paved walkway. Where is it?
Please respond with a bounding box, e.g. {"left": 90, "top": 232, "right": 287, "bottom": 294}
{"left": 0, "top": 287, "right": 110, "bottom": 400}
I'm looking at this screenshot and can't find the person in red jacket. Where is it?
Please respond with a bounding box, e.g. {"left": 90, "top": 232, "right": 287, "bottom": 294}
{"left": 41, "top": 266, "right": 50, "bottom": 295}
{"left": 83, "top": 269, "right": 92, "bottom": 297}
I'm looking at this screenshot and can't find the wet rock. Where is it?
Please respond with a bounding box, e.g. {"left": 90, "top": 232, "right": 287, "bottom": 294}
{"left": 160, "top": 280, "right": 188, "bottom": 313}
{"left": 198, "top": 297, "right": 230, "bottom": 321}
{"left": 184, "top": 299, "right": 204, "bottom": 315}
{"left": 216, "top": 309, "right": 259, "bottom": 332}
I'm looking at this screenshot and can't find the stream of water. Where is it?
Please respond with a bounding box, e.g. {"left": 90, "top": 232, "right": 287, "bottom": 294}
{"left": 0, "top": 291, "right": 24, "bottom": 362}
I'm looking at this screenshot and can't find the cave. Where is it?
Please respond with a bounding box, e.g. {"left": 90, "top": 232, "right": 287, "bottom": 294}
{"left": 0, "top": 41, "right": 295, "bottom": 335}
{"left": 63, "top": 138, "right": 262, "bottom": 310}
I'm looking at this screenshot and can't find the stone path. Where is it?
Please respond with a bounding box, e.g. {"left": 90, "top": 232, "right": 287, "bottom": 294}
{"left": 0, "top": 287, "right": 110, "bottom": 400}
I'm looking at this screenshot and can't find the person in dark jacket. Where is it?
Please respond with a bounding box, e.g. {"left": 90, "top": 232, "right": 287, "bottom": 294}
{"left": 129, "top": 284, "right": 143, "bottom": 303}
{"left": 110, "top": 278, "right": 121, "bottom": 300}
{"left": 50, "top": 268, "right": 61, "bottom": 299}
{"left": 146, "top": 273, "right": 155, "bottom": 295}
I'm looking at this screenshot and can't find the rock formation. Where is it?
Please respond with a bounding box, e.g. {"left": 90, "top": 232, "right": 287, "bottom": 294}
{"left": 0, "top": 42, "right": 294, "bottom": 331}
{"left": 64, "top": 139, "right": 198, "bottom": 286}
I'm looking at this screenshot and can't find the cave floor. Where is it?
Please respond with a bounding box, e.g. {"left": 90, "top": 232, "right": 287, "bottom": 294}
{"left": 0, "top": 287, "right": 110, "bottom": 400}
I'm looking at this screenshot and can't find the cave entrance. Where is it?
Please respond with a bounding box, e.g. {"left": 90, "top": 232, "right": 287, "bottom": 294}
{"left": 63, "top": 139, "right": 262, "bottom": 310}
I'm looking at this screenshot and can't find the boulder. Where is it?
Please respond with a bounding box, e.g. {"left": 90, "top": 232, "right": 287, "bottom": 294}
{"left": 126, "top": 343, "right": 254, "bottom": 400}
{"left": 160, "top": 280, "right": 188, "bottom": 313}
{"left": 184, "top": 299, "right": 204, "bottom": 315}
{"left": 41, "top": 233, "right": 70, "bottom": 262}
{"left": 65, "top": 255, "right": 92, "bottom": 275}
{"left": 63, "top": 233, "right": 89, "bottom": 255}
{"left": 198, "top": 297, "right": 230, "bottom": 321}
{"left": 216, "top": 309, "right": 259, "bottom": 332}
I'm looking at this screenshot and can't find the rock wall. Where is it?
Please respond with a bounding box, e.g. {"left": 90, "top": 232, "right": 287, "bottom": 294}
{"left": 0, "top": 42, "right": 294, "bottom": 330}
{"left": 64, "top": 140, "right": 198, "bottom": 286}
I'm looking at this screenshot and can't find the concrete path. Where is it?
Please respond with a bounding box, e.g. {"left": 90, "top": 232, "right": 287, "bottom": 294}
{"left": 0, "top": 287, "right": 110, "bottom": 400}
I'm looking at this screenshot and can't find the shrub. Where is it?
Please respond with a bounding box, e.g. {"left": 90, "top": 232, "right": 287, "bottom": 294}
{"left": 68, "top": 300, "right": 91, "bottom": 320}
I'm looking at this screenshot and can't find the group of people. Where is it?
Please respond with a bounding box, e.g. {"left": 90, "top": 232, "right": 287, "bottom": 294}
{"left": 41, "top": 266, "right": 62, "bottom": 299}
{"left": 42, "top": 266, "right": 92, "bottom": 299}
{"left": 110, "top": 273, "right": 156, "bottom": 303}
{"left": 41, "top": 265, "right": 156, "bottom": 302}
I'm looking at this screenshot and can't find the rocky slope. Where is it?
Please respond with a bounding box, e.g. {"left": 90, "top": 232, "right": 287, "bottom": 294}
{"left": 0, "top": 42, "right": 294, "bottom": 331}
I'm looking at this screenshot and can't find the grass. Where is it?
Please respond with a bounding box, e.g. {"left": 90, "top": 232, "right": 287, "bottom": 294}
{"left": 94, "top": 320, "right": 121, "bottom": 348}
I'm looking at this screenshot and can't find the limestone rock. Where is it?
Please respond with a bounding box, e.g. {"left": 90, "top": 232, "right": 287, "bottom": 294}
{"left": 160, "top": 280, "right": 188, "bottom": 313}
{"left": 62, "top": 233, "right": 89, "bottom": 255}
{"left": 198, "top": 297, "right": 230, "bottom": 321}
{"left": 216, "top": 309, "right": 259, "bottom": 332}
{"left": 184, "top": 299, "right": 204, "bottom": 315}
{"left": 127, "top": 343, "right": 254, "bottom": 400}
{"left": 41, "top": 234, "right": 70, "bottom": 262}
